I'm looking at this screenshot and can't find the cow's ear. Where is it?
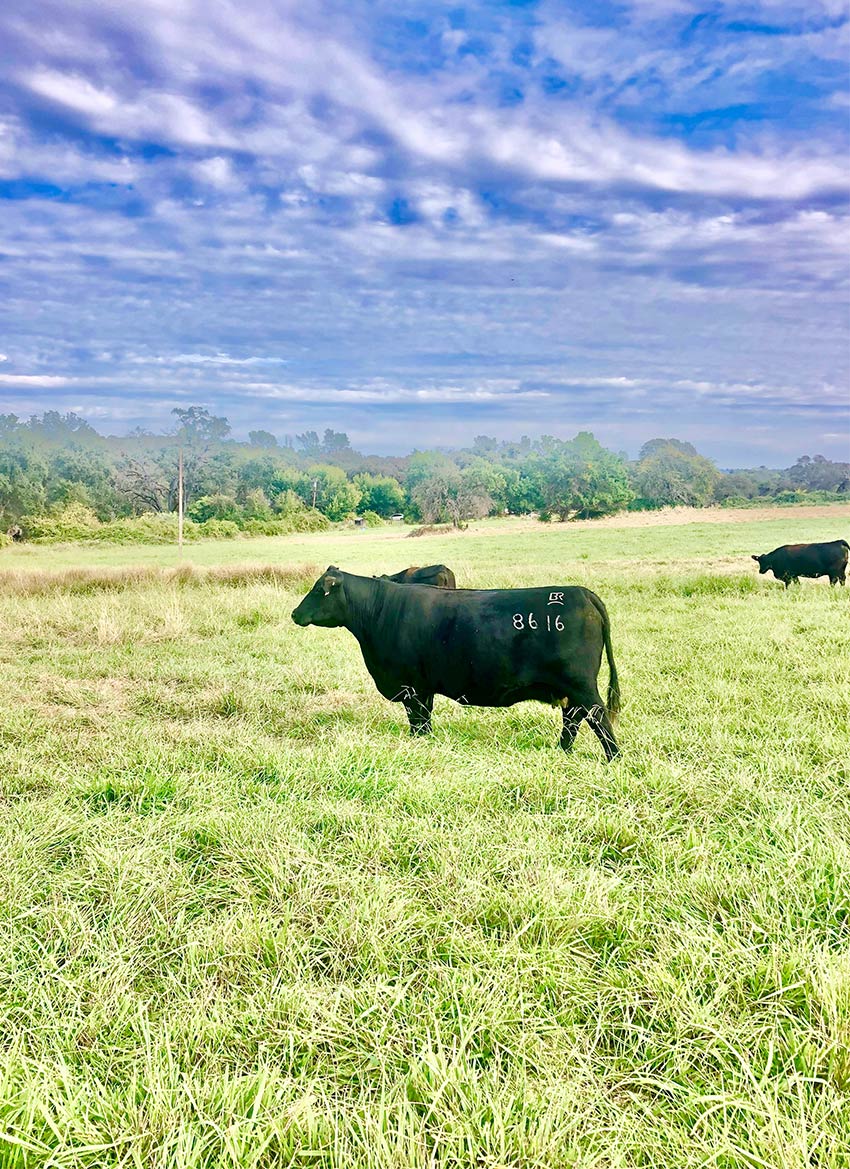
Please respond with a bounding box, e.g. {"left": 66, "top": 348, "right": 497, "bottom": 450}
{"left": 322, "top": 572, "right": 340, "bottom": 596}
{"left": 751, "top": 555, "right": 760, "bottom": 562}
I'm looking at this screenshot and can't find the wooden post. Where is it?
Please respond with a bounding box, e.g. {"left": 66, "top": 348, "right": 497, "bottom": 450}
{"left": 178, "top": 446, "right": 184, "bottom": 552}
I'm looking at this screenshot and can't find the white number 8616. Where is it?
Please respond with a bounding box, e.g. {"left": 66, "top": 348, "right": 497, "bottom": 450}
{"left": 512, "top": 613, "right": 564, "bottom": 631}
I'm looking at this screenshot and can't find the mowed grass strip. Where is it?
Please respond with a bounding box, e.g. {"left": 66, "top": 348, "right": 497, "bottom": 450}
{"left": 0, "top": 515, "right": 848, "bottom": 1168}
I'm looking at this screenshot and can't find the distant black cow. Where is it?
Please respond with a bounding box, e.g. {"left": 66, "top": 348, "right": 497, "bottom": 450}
{"left": 6, "top": 525, "right": 22, "bottom": 543}
{"left": 292, "top": 567, "right": 620, "bottom": 760}
{"left": 383, "top": 564, "right": 457, "bottom": 589}
{"left": 752, "top": 540, "right": 849, "bottom": 587}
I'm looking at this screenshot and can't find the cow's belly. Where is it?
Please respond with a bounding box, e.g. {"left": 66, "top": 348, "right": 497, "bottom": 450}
{"left": 429, "top": 656, "right": 568, "bottom": 708}
{"left": 446, "top": 681, "right": 564, "bottom": 708}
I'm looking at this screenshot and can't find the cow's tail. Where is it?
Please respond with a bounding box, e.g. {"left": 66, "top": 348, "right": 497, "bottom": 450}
{"left": 587, "top": 591, "right": 620, "bottom": 720}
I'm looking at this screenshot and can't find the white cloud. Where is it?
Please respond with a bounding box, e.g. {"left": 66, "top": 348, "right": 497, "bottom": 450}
{"left": 193, "top": 156, "right": 238, "bottom": 189}
{"left": 0, "top": 374, "right": 72, "bottom": 386}
{"left": 25, "top": 69, "right": 117, "bottom": 117}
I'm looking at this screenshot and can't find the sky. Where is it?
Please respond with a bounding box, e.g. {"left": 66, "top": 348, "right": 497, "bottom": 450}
{"left": 0, "top": 0, "right": 848, "bottom": 465}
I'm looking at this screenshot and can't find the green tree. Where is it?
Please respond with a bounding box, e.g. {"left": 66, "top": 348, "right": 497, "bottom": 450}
{"left": 353, "top": 473, "right": 406, "bottom": 517}
{"left": 536, "top": 433, "right": 633, "bottom": 521}
{"left": 306, "top": 465, "right": 361, "bottom": 521}
{"left": 242, "top": 488, "right": 273, "bottom": 520}
{"left": 188, "top": 494, "right": 241, "bottom": 523}
{"left": 0, "top": 449, "right": 47, "bottom": 524}
{"left": 405, "top": 451, "right": 458, "bottom": 495}
{"left": 633, "top": 440, "right": 719, "bottom": 508}
{"left": 172, "top": 406, "right": 231, "bottom": 445}
{"left": 113, "top": 453, "right": 171, "bottom": 513}
{"left": 412, "top": 467, "right": 492, "bottom": 528}
{"left": 461, "top": 459, "right": 507, "bottom": 515}
{"left": 295, "top": 431, "right": 321, "bottom": 457}
{"left": 321, "top": 429, "right": 351, "bottom": 454}
{"left": 501, "top": 466, "right": 543, "bottom": 515}
{"left": 26, "top": 411, "right": 99, "bottom": 446}
{"left": 273, "top": 489, "right": 306, "bottom": 517}
{"left": 237, "top": 456, "right": 304, "bottom": 502}
{"left": 786, "top": 454, "right": 850, "bottom": 492}
{"left": 167, "top": 407, "right": 234, "bottom": 509}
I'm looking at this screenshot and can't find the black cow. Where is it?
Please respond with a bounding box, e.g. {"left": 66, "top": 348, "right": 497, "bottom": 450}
{"left": 751, "top": 540, "right": 849, "bottom": 588}
{"left": 292, "top": 567, "right": 620, "bottom": 760}
{"left": 382, "top": 564, "right": 457, "bottom": 589}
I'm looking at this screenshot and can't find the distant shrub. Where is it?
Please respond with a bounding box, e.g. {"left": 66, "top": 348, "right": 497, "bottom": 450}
{"left": 408, "top": 523, "right": 454, "bottom": 538}
{"left": 16, "top": 502, "right": 333, "bottom": 546}
{"left": 360, "top": 511, "right": 384, "bottom": 527}
{"left": 272, "top": 490, "right": 305, "bottom": 517}
{"left": 287, "top": 509, "right": 331, "bottom": 533}
{"left": 241, "top": 519, "right": 290, "bottom": 537}
{"left": 23, "top": 503, "right": 102, "bottom": 541}
{"left": 242, "top": 488, "right": 273, "bottom": 521}
{"left": 188, "top": 494, "right": 241, "bottom": 523}
{"left": 197, "top": 518, "right": 241, "bottom": 539}
{"left": 241, "top": 510, "right": 330, "bottom": 536}
{"left": 772, "top": 489, "right": 846, "bottom": 506}
{"left": 97, "top": 513, "right": 200, "bottom": 544}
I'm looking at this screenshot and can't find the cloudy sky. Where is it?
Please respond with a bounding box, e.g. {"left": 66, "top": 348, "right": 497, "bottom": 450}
{"left": 0, "top": 0, "right": 848, "bottom": 464}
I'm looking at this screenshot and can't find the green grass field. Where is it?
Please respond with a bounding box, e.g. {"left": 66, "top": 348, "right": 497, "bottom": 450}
{"left": 1, "top": 509, "right": 848, "bottom": 1168}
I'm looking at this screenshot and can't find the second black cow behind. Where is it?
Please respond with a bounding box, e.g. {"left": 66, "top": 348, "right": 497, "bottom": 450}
{"left": 382, "top": 564, "right": 456, "bottom": 588}
{"left": 292, "top": 567, "right": 620, "bottom": 760}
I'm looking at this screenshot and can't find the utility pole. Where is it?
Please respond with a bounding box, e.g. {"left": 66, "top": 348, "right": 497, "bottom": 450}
{"left": 178, "top": 446, "right": 184, "bottom": 552}
{"left": 311, "top": 478, "right": 318, "bottom": 509}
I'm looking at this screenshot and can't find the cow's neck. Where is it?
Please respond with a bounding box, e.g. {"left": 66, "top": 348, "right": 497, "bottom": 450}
{"left": 340, "top": 572, "right": 387, "bottom": 647}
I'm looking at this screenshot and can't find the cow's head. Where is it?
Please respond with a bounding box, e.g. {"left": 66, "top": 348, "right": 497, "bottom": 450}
{"left": 292, "top": 566, "right": 347, "bottom": 627}
{"left": 751, "top": 553, "right": 769, "bottom": 574}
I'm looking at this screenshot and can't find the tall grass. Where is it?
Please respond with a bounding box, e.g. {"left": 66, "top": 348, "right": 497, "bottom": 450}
{"left": 0, "top": 562, "right": 321, "bottom": 597}
{"left": 0, "top": 513, "right": 848, "bottom": 1167}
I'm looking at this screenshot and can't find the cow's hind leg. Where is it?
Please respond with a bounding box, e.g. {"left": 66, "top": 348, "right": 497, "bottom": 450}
{"left": 559, "top": 701, "right": 585, "bottom": 752}
{"left": 587, "top": 703, "right": 620, "bottom": 762}
{"left": 560, "top": 690, "right": 619, "bottom": 762}
{"left": 403, "top": 691, "right": 433, "bottom": 736}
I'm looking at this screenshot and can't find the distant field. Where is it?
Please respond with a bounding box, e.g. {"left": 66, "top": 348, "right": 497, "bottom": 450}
{"left": 0, "top": 507, "right": 848, "bottom": 1167}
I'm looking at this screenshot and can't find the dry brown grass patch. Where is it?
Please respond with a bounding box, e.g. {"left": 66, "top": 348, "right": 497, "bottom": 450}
{"left": 0, "top": 562, "right": 322, "bottom": 597}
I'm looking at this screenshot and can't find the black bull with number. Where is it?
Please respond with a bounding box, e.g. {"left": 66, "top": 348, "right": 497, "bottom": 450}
{"left": 291, "top": 567, "right": 620, "bottom": 761}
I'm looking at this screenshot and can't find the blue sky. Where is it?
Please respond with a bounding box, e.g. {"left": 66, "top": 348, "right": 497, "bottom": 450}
{"left": 0, "top": 0, "right": 848, "bottom": 464}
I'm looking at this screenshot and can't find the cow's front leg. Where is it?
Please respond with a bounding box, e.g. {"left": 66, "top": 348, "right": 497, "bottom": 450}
{"left": 403, "top": 691, "right": 433, "bottom": 736}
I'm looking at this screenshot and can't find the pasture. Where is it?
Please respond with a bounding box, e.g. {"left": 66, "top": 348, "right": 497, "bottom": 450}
{"left": 0, "top": 508, "right": 848, "bottom": 1168}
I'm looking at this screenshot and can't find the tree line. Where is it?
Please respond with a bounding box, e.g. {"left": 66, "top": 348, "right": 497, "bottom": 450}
{"left": 0, "top": 407, "right": 846, "bottom": 540}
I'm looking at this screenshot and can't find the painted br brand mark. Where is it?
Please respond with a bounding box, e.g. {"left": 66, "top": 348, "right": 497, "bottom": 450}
{"left": 512, "top": 612, "right": 565, "bottom": 631}
{"left": 548, "top": 592, "right": 564, "bottom": 605}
